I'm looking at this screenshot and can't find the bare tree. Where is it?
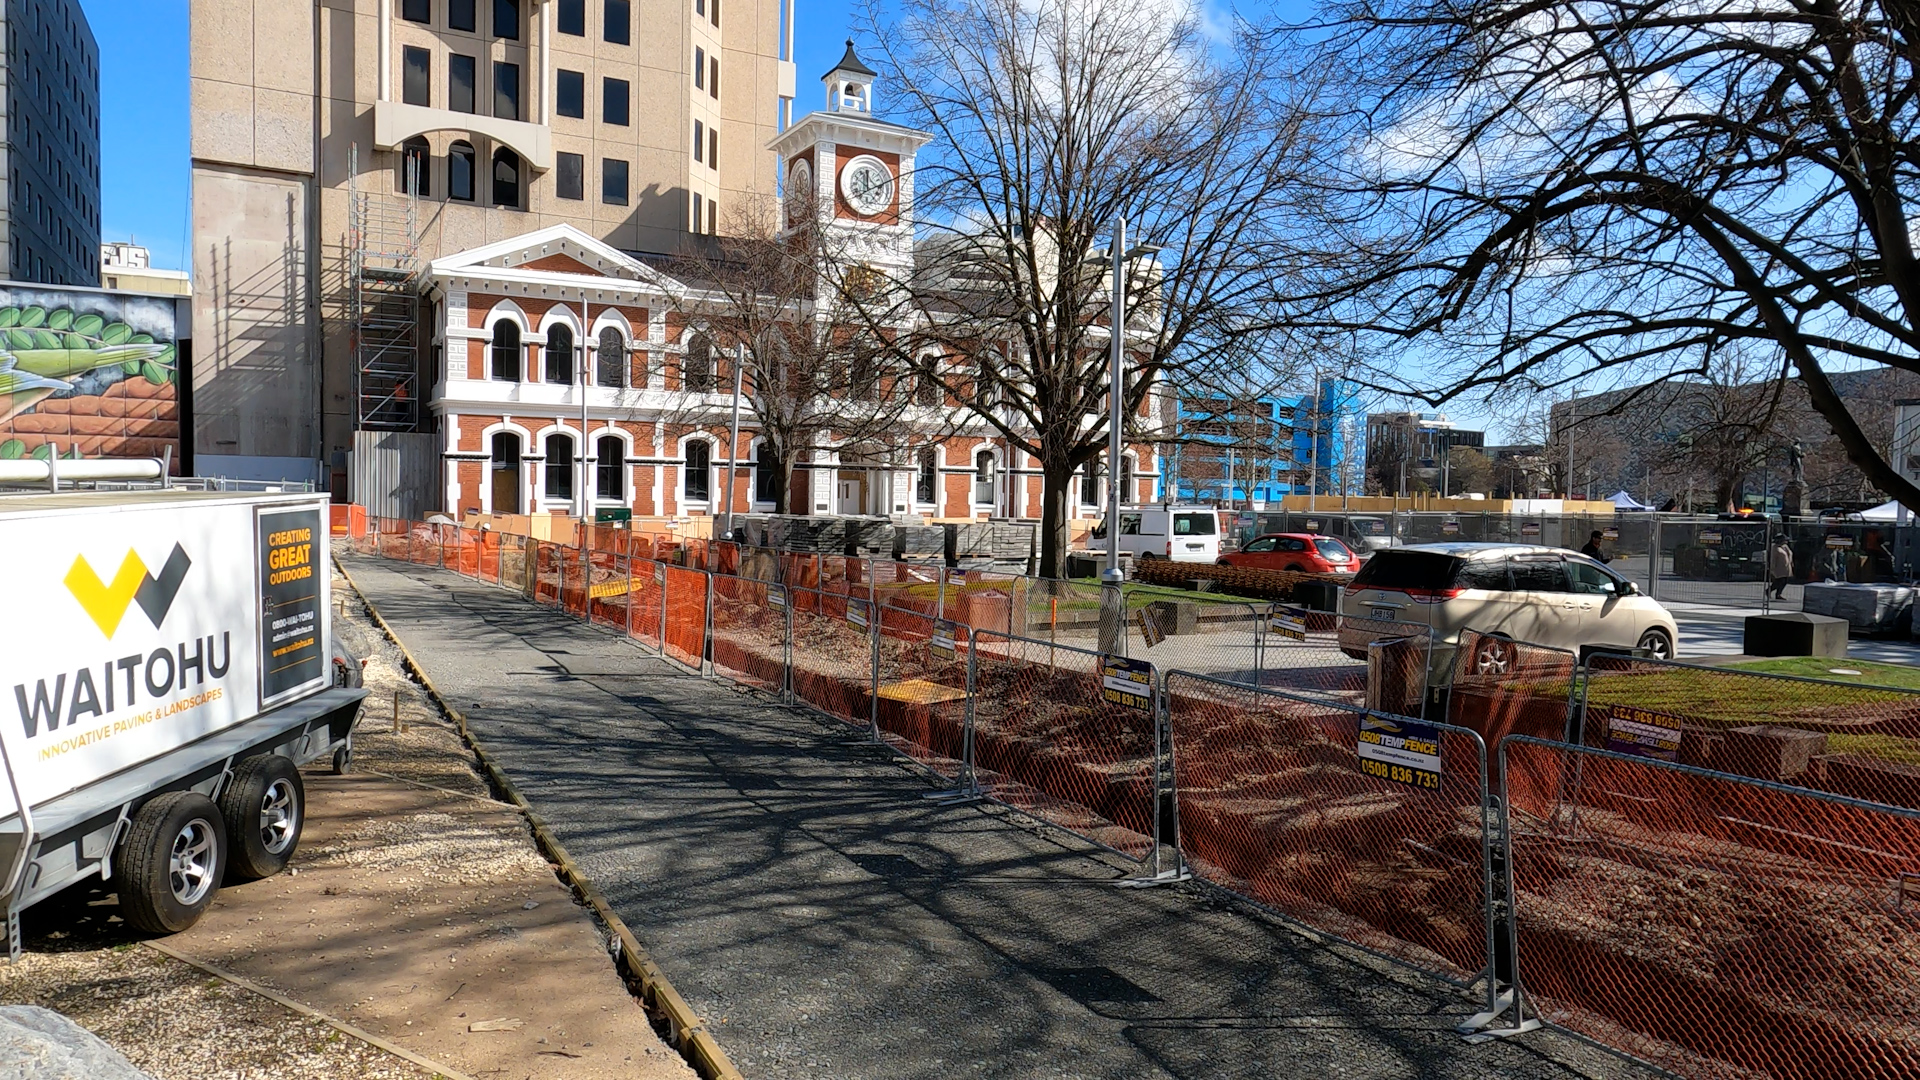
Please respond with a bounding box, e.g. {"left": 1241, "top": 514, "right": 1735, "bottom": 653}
{"left": 1297, "top": 0, "right": 1920, "bottom": 511}
{"left": 664, "top": 202, "right": 923, "bottom": 516}
{"left": 855, "top": 0, "right": 1320, "bottom": 575}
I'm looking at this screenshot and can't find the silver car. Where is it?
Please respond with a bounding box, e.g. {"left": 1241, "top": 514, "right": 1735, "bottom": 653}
{"left": 1338, "top": 543, "right": 1678, "bottom": 679}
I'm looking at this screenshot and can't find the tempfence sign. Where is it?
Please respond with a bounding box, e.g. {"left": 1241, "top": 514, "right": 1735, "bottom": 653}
{"left": 1267, "top": 605, "right": 1308, "bottom": 642}
{"left": 1357, "top": 714, "right": 1443, "bottom": 790}
{"left": 929, "top": 620, "right": 959, "bottom": 659}
{"left": 847, "top": 597, "right": 871, "bottom": 631}
{"left": 1100, "top": 655, "right": 1154, "bottom": 711}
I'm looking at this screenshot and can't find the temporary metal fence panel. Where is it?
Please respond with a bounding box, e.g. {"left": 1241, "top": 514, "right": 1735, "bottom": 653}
{"left": 969, "top": 631, "right": 1157, "bottom": 861}
{"left": 628, "top": 559, "right": 666, "bottom": 651}
{"left": 1123, "top": 590, "right": 1266, "bottom": 684}
{"left": 531, "top": 542, "right": 561, "bottom": 607}
{"left": 1165, "top": 672, "right": 1496, "bottom": 991}
{"left": 1576, "top": 652, "right": 1920, "bottom": 811}
{"left": 786, "top": 588, "right": 876, "bottom": 727}
{"left": 709, "top": 574, "right": 787, "bottom": 692}
{"left": 1019, "top": 577, "right": 1104, "bottom": 647}
{"left": 873, "top": 604, "right": 972, "bottom": 781}
{"left": 1652, "top": 517, "right": 1770, "bottom": 608}
{"left": 662, "top": 566, "right": 709, "bottom": 671}
{"left": 1500, "top": 736, "right": 1920, "bottom": 1080}
{"left": 869, "top": 562, "right": 947, "bottom": 616}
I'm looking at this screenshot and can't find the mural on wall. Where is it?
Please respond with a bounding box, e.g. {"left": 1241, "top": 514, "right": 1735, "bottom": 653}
{"left": 0, "top": 286, "right": 180, "bottom": 468}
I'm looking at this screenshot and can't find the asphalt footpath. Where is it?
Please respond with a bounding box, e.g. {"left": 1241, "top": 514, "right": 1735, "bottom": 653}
{"left": 341, "top": 554, "right": 1650, "bottom": 1080}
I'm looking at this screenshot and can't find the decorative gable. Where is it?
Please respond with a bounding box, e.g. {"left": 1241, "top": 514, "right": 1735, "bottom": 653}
{"left": 519, "top": 253, "right": 606, "bottom": 276}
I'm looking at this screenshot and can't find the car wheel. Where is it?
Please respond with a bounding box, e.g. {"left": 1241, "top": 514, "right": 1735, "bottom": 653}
{"left": 113, "top": 792, "right": 227, "bottom": 935}
{"left": 1140, "top": 552, "right": 1161, "bottom": 561}
{"left": 1637, "top": 628, "right": 1675, "bottom": 660}
{"left": 1216, "top": 558, "right": 1233, "bottom": 567}
{"left": 220, "top": 755, "right": 304, "bottom": 881}
{"left": 1471, "top": 636, "right": 1518, "bottom": 676}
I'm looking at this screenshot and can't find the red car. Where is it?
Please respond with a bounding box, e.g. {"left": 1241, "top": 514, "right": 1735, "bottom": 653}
{"left": 1220, "top": 533, "right": 1356, "bottom": 575}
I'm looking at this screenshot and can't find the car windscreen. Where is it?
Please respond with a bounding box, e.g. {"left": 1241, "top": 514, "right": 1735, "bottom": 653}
{"left": 1349, "top": 550, "right": 1463, "bottom": 591}
{"left": 1173, "top": 513, "right": 1216, "bottom": 536}
{"left": 1312, "top": 538, "right": 1353, "bottom": 560}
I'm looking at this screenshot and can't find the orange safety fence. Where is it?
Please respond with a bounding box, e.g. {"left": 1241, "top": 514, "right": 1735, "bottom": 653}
{"left": 1501, "top": 736, "right": 1920, "bottom": 1079}
{"left": 710, "top": 574, "right": 785, "bottom": 692}
{"left": 870, "top": 562, "right": 948, "bottom": 617}
{"left": 628, "top": 559, "right": 666, "bottom": 650}
{"left": 873, "top": 605, "right": 971, "bottom": 781}
{"left": 586, "top": 549, "right": 630, "bottom": 631}
{"left": 779, "top": 552, "right": 822, "bottom": 590}
{"left": 1577, "top": 651, "right": 1920, "bottom": 812}
{"left": 969, "top": 631, "right": 1156, "bottom": 861}
{"left": 786, "top": 588, "right": 874, "bottom": 727}
{"left": 1166, "top": 672, "right": 1495, "bottom": 987}
{"left": 662, "top": 565, "right": 709, "bottom": 670}
{"left": 532, "top": 542, "right": 562, "bottom": 607}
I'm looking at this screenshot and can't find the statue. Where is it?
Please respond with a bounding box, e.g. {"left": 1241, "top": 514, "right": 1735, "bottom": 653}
{"left": 1787, "top": 439, "right": 1806, "bottom": 485}
{"left": 1782, "top": 439, "right": 1807, "bottom": 518}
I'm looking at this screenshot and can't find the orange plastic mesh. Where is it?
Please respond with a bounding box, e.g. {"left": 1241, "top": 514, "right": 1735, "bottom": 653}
{"left": 1502, "top": 737, "right": 1920, "bottom": 1079}
{"left": 873, "top": 605, "right": 970, "bottom": 780}
{"left": 785, "top": 588, "right": 874, "bottom": 726}
{"left": 627, "top": 559, "right": 666, "bottom": 649}
{"left": 662, "top": 566, "right": 708, "bottom": 669}
{"left": 1166, "top": 672, "right": 1492, "bottom": 983}
{"left": 710, "top": 574, "right": 785, "bottom": 691}
{"left": 968, "top": 631, "right": 1156, "bottom": 859}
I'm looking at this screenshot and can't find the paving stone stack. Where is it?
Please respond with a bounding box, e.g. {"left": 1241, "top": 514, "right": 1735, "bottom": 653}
{"left": 843, "top": 518, "right": 892, "bottom": 557}
{"left": 949, "top": 522, "right": 1036, "bottom": 574}
{"left": 893, "top": 525, "right": 946, "bottom": 562}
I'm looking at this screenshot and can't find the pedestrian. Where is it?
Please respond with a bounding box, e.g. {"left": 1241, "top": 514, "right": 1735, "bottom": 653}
{"left": 1768, "top": 537, "right": 1793, "bottom": 599}
{"left": 1580, "top": 530, "right": 1610, "bottom": 564}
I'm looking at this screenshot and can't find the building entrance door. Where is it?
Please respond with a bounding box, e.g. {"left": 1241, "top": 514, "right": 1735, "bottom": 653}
{"left": 836, "top": 469, "right": 869, "bottom": 515}
{"left": 490, "top": 432, "right": 521, "bottom": 514}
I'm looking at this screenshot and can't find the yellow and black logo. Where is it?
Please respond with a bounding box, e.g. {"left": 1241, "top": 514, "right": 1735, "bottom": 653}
{"left": 64, "top": 543, "right": 192, "bottom": 637}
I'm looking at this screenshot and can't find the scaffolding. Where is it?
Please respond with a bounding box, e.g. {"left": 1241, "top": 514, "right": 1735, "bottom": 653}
{"left": 348, "top": 144, "right": 423, "bottom": 431}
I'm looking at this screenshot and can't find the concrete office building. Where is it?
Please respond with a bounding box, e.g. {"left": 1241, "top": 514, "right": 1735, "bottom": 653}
{"left": 4, "top": 0, "right": 100, "bottom": 287}
{"left": 190, "top": 0, "right": 797, "bottom": 486}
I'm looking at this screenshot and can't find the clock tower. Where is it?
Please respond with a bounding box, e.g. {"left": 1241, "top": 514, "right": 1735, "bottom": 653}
{"left": 768, "top": 41, "right": 931, "bottom": 277}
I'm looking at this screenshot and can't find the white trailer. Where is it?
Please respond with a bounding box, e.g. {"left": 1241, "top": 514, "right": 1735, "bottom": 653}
{"left": 0, "top": 490, "right": 365, "bottom": 947}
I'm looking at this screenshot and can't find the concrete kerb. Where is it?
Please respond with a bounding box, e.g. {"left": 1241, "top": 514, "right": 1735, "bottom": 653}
{"left": 335, "top": 558, "right": 745, "bottom": 1080}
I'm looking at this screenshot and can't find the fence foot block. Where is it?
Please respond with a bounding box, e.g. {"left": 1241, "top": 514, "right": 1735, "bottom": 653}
{"left": 1456, "top": 989, "right": 1541, "bottom": 1040}
{"left": 1112, "top": 866, "right": 1192, "bottom": 889}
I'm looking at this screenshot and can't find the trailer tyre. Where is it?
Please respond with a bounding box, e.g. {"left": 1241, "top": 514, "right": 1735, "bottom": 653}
{"left": 221, "top": 755, "right": 304, "bottom": 881}
{"left": 113, "top": 792, "right": 227, "bottom": 935}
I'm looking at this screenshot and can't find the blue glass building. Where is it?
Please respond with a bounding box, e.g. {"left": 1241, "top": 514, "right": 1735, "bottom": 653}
{"left": 1167, "top": 381, "right": 1363, "bottom": 503}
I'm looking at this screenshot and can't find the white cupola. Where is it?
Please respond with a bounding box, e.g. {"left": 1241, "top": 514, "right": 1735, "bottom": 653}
{"left": 822, "top": 40, "right": 877, "bottom": 114}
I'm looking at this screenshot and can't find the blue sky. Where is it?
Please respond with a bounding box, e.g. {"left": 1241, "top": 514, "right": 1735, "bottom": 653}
{"left": 80, "top": 0, "right": 190, "bottom": 273}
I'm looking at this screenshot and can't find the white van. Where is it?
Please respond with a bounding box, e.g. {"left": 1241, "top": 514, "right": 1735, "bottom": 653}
{"left": 1091, "top": 505, "right": 1222, "bottom": 563}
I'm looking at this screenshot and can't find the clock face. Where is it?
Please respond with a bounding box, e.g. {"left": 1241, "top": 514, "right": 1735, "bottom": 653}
{"left": 787, "top": 159, "right": 813, "bottom": 221}
{"left": 839, "top": 156, "right": 894, "bottom": 216}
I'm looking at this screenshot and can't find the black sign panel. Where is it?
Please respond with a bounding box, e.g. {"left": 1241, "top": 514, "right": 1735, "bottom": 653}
{"left": 258, "top": 507, "right": 325, "bottom": 705}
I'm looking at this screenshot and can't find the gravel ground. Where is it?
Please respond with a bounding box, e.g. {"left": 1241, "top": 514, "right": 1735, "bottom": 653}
{"left": 0, "top": 941, "right": 434, "bottom": 1080}
{"left": 346, "top": 553, "right": 1659, "bottom": 1080}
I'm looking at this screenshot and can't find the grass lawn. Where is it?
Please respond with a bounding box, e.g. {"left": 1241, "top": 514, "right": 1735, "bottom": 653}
{"left": 1720, "top": 655, "right": 1920, "bottom": 691}
{"left": 1579, "top": 661, "right": 1919, "bottom": 726}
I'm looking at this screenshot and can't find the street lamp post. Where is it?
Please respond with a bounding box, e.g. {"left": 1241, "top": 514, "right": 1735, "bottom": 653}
{"left": 721, "top": 342, "right": 745, "bottom": 541}
{"left": 1103, "top": 217, "right": 1129, "bottom": 588}
{"left": 578, "top": 296, "right": 591, "bottom": 548}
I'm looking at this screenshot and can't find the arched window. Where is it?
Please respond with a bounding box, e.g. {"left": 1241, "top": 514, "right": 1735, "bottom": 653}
{"left": 490, "top": 319, "right": 521, "bottom": 381}
{"left": 399, "top": 137, "right": 430, "bottom": 197}
{"left": 684, "top": 334, "right": 714, "bottom": 392}
{"left": 1081, "top": 456, "right": 1102, "bottom": 507}
{"left": 544, "top": 433, "right": 573, "bottom": 500}
{"left": 849, "top": 341, "right": 876, "bottom": 401}
{"left": 596, "top": 435, "right": 625, "bottom": 500}
{"left": 917, "top": 447, "right": 938, "bottom": 505}
{"left": 973, "top": 450, "right": 995, "bottom": 505}
{"left": 915, "top": 359, "right": 941, "bottom": 406}
{"left": 449, "top": 141, "right": 475, "bottom": 201}
{"left": 545, "top": 323, "right": 574, "bottom": 384}
{"left": 597, "top": 327, "right": 625, "bottom": 388}
{"left": 684, "top": 441, "right": 712, "bottom": 502}
{"left": 492, "top": 147, "right": 521, "bottom": 208}
{"left": 1120, "top": 454, "right": 1136, "bottom": 504}
{"left": 754, "top": 440, "right": 779, "bottom": 503}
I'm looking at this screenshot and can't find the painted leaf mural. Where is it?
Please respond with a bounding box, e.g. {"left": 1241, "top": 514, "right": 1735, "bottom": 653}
{"left": 0, "top": 287, "right": 183, "bottom": 468}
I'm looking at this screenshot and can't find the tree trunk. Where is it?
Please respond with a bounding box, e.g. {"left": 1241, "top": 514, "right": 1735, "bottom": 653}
{"left": 1037, "top": 457, "right": 1076, "bottom": 579}
{"left": 775, "top": 453, "right": 795, "bottom": 516}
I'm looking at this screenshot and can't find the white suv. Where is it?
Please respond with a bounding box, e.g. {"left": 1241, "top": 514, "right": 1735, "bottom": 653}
{"left": 1339, "top": 543, "right": 1677, "bottom": 679}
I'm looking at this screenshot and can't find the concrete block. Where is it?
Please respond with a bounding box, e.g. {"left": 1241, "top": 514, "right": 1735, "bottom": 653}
{"left": 1742, "top": 612, "right": 1849, "bottom": 657}
{"left": 1724, "top": 725, "right": 1829, "bottom": 782}
{"left": 1148, "top": 600, "right": 1198, "bottom": 636}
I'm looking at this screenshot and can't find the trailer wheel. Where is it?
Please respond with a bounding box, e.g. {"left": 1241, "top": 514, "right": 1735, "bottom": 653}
{"left": 331, "top": 738, "right": 352, "bottom": 775}
{"left": 221, "top": 755, "right": 304, "bottom": 881}
{"left": 113, "top": 792, "right": 226, "bottom": 935}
